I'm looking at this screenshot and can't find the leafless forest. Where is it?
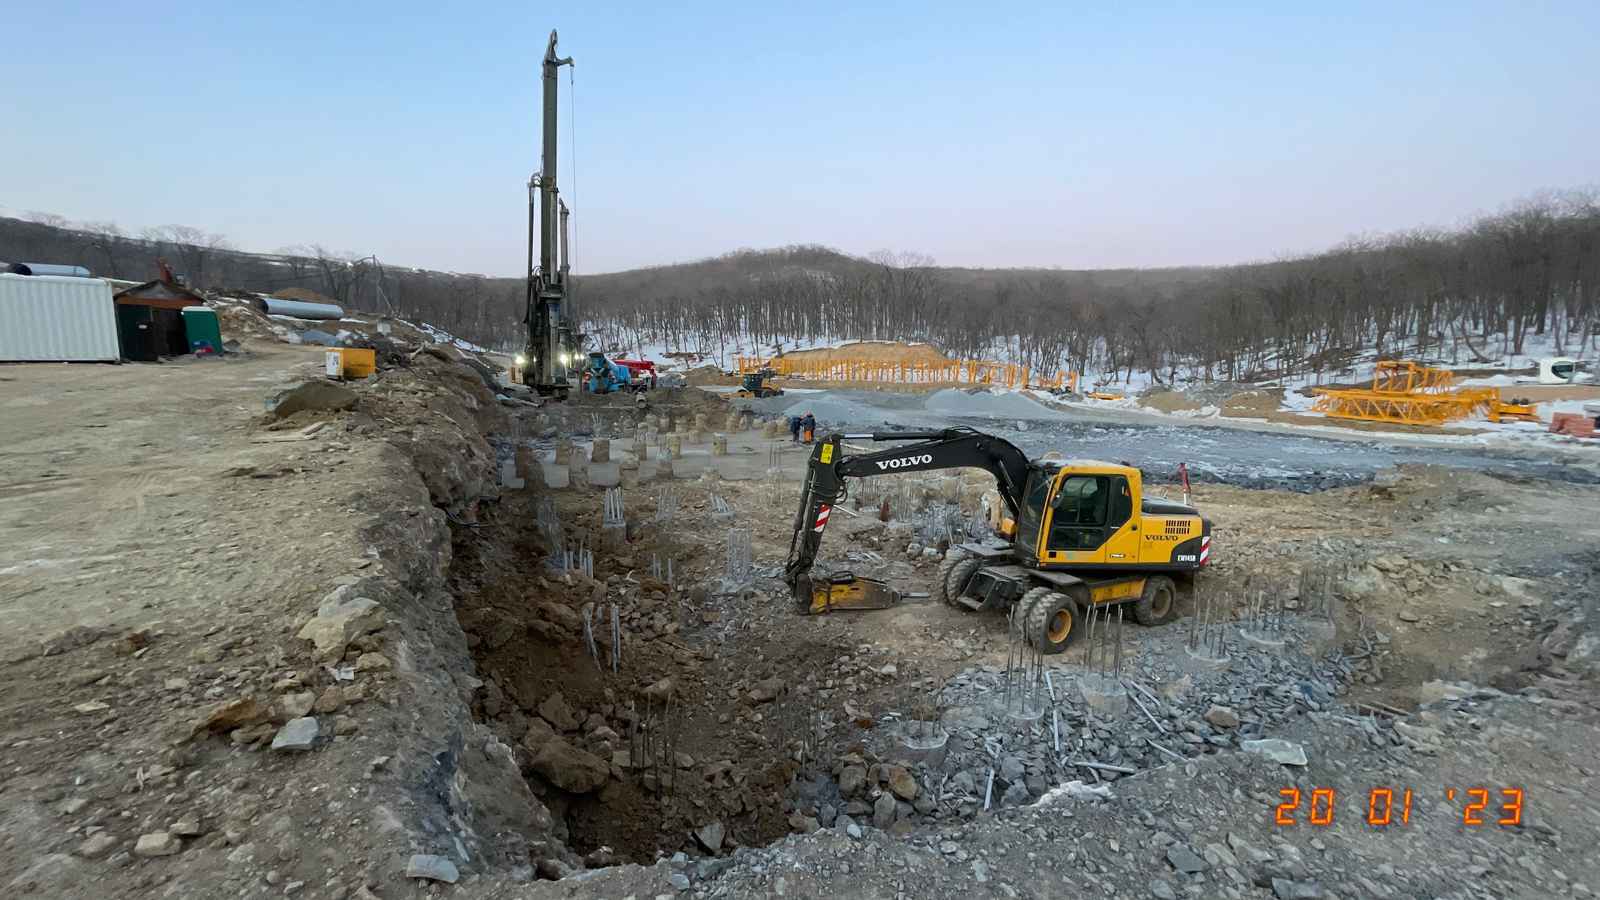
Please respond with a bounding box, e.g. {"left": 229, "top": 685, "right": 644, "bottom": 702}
{"left": 4, "top": 189, "right": 1597, "bottom": 380}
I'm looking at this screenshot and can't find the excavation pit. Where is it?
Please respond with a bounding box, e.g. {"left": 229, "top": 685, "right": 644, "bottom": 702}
{"left": 441, "top": 416, "right": 852, "bottom": 872}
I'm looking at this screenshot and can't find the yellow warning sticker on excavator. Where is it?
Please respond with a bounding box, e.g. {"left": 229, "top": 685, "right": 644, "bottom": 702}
{"left": 820, "top": 445, "right": 834, "bottom": 464}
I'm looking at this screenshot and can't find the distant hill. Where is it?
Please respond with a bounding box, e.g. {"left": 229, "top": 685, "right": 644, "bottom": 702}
{"left": 5, "top": 190, "right": 1597, "bottom": 383}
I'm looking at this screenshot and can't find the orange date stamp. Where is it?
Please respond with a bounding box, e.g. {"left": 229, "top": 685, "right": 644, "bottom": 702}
{"left": 1274, "top": 787, "right": 1524, "bottom": 827}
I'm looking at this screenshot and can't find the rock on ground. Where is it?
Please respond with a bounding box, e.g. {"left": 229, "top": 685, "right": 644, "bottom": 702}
{"left": 528, "top": 735, "right": 610, "bottom": 793}
{"left": 296, "top": 588, "right": 383, "bottom": 660}
{"left": 405, "top": 854, "right": 460, "bottom": 884}
{"left": 271, "top": 717, "right": 320, "bottom": 751}
{"left": 133, "top": 832, "right": 180, "bottom": 858}
{"left": 695, "top": 821, "right": 726, "bottom": 853}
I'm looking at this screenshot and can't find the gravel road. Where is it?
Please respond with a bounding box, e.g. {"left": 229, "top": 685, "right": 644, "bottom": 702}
{"left": 741, "top": 388, "right": 1600, "bottom": 490}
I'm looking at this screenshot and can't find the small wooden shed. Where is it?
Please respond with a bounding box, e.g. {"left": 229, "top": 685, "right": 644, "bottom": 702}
{"left": 113, "top": 275, "right": 208, "bottom": 361}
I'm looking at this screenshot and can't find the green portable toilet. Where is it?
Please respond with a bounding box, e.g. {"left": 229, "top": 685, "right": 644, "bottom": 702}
{"left": 180, "top": 306, "right": 223, "bottom": 356}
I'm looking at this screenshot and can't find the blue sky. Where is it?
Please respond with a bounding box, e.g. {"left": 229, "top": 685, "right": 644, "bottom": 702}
{"left": 3, "top": 1, "right": 1596, "bottom": 275}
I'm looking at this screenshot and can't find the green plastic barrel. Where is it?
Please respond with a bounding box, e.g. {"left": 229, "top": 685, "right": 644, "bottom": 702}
{"left": 181, "top": 306, "right": 223, "bottom": 356}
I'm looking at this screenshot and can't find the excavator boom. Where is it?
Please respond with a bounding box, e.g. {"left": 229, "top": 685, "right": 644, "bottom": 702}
{"left": 783, "top": 428, "right": 1033, "bottom": 591}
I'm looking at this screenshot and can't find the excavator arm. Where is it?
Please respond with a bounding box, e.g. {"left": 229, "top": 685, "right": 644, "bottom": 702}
{"left": 783, "top": 428, "right": 1033, "bottom": 607}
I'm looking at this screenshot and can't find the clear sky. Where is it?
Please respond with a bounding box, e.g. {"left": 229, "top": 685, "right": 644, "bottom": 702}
{"left": 3, "top": 1, "right": 1596, "bottom": 276}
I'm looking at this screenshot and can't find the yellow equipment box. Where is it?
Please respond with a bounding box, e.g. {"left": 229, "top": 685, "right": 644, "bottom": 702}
{"left": 325, "top": 348, "right": 377, "bottom": 379}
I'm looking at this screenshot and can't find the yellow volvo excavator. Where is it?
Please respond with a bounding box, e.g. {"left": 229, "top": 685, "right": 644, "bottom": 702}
{"left": 784, "top": 428, "right": 1211, "bottom": 654}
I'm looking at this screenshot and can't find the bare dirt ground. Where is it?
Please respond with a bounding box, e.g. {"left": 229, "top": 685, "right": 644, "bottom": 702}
{"left": 5, "top": 327, "right": 1600, "bottom": 900}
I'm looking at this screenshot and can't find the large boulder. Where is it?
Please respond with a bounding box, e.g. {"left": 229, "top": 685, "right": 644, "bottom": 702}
{"left": 538, "top": 692, "right": 580, "bottom": 731}
{"left": 296, "top": 586, "right": 384, "bottom": 661}
{"left": 838, "top": 765, "right": 866, "bottom": 798}
{"left": 872, "top": 792, "right": 897, "bottom": 829}
{"left": 538, "top": 602, "right": 583, "bottom": 633}
{"left": 528, "top": 735, "right": 610, "bottom": 793}
{"left": 886, "top": 767, "right": 919, "bottom": 801}
{"left": 749, "top": 677, "right": 785, "bottom": 703}
{"left": 1567, "top": 633, "right": 1600, "bottom": 676}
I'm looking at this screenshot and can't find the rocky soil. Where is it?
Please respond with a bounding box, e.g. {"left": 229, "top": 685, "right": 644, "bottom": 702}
{"left": 3, "top": 308, "right": 1599, "bottom": 899}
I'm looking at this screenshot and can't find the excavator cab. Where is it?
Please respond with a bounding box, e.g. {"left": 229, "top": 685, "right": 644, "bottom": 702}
{"left": 734, "top": 371, "right": 784, "bottom": 399}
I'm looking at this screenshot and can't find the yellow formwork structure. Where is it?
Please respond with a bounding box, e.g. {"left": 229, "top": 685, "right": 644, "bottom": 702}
{"left": 1312, "top": 361, "right": 1503, "bottom": 426}
{"left": 735, "top": 354, "right": 1076, "bottom": 392}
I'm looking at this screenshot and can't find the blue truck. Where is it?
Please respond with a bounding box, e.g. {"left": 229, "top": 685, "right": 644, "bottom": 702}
{"left": 584, "top": 352, "right": 635, "bottom": 394}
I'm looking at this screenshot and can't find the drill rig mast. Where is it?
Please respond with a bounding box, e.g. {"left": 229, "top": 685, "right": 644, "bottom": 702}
{"left": 523, "top": 29, "right": 580, "bottom": 398}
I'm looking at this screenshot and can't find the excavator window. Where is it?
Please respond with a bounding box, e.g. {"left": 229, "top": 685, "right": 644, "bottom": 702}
{"left": 1014, "top": 470, "right": 1053, "bottom": 553}
{"left": 1110, "top": 477, "right": 1133, "bottom": 527}
{"left": 1047, "top": 475, "right": 1111, "bottom": 550}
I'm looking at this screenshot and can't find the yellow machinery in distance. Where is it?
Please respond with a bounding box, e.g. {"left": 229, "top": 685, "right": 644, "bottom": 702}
{"left": 737, "top": 354, "right": 1079, "bottom": 393}
{"left": 1311, "top": 360, "right": 1539, "bottom": 426}
{"left": 733, "top": 370, "right": 784, "bottom": 399}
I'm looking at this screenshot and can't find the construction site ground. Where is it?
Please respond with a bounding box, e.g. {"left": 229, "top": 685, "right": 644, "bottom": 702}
{"left": 3, "top": 336, "right": 1600, "bottom": 900}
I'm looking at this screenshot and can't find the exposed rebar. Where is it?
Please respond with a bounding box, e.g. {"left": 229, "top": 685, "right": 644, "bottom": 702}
{"left": 724, "top": 529, "right": 752, "bottom": 585}
{"left": 610, "top": 602, "right": 621, "bottom": 673}
{"left": 655, "top": 488, "right": 678, "bottom": 523}
{"left": 603, "top": 486, "right": 625, "bottom": 528}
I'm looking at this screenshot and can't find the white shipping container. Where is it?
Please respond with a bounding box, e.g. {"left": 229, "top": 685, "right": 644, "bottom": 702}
{"left": 0, "top": 273, "right": 120, "bottom": 362}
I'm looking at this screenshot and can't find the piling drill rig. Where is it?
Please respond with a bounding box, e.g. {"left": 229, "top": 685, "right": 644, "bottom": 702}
{"left": 519, "top": 29, "right": 582, "bottom": 399}
{"left": 784, "top": 429, "right": 1212, "bottom": 653}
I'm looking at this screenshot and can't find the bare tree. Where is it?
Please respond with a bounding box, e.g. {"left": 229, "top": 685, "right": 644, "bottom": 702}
{"left": 142, "top": 225, "right": 232, "bottom": 287}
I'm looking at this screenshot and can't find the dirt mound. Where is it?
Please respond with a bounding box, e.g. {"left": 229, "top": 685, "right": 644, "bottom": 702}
{"left": 212, "top": 300, "right": 280, "bottom": 342}
{"left": 1140, "top": 388, "right": 1203, "bottom": 414}
{"left": 685, "top": 365, "right": 737, "bottom": 386}
{"left": 272, "top": 287, "right": 339, "bottom": 304}
{"left": 1220, "top": 387, "right": 1285, "bottom": 418}
{"left": 1142, "top": 382, "right": 1274, "bottom": 416}
{"left": 777, "top": 341, "right": 952, "bottom": 367}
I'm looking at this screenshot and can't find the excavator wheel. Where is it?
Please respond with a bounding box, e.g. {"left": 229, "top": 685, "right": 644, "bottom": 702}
{"left": 1025, "top": 591, "right": 1081, "bottom": 654}
{"left": 934, "top": 552, "right": 967, "bottom": 605}
{"left": 1133, "top": 575, "right": 1178, "bottom": 626}
{"left": 1015, "top": 587, "right": 1053, "bottom": 635}
{"left": 942, "top": 556, "right": 984, "bottom": 610}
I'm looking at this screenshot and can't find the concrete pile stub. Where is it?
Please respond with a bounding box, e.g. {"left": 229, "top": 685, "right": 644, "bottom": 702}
{"left": 498, "top": 458, "right": 526, "bottom": 490}
{"left": 542, "top": 464, "right": 571, "bottom": 489}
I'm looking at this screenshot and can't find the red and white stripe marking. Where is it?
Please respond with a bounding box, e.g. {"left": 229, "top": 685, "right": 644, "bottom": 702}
{"left": 813, "top": 504, "right": 832, "bottom": 533}
{"left": 1199, "top": 534, "right": 1211, "bottom": 566}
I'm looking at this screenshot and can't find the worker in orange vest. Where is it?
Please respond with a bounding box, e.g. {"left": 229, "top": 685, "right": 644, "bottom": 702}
{"left": 801, "top": 412, "right": 817, "bottom": 444}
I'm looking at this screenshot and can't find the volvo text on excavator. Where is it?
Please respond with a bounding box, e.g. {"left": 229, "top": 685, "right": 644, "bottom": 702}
{"left": 784, "top": 428, "right": 1211, "bottom": 653}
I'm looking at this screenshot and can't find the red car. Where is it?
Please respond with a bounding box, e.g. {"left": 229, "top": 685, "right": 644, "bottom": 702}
{"left": 612, "top": 359, "right": 658, "bottom": 389}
